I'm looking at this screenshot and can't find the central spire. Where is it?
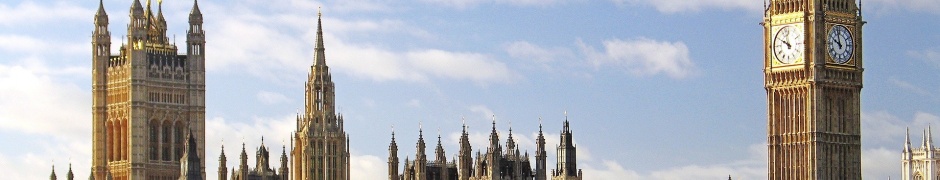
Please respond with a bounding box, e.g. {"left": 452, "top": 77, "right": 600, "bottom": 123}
{"left": 313, "top": 7, "right": 326, "bottom": 66}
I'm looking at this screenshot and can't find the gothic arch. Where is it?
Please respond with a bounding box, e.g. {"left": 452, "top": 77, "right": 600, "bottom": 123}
{"left": 149, "top": 119, "right": 160, "bottom": 160}
{"left": 162, "top": 120, "right": 172, "bottom": 161}
{"left": 107, "top": 121, "right": 114, "bottom": 161}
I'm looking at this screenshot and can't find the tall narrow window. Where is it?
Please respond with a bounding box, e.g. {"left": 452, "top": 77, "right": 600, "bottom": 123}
{"left": 163, "top": 123, "right": 171, "bottom": 161}
{"left": 150, "top": 121, "right": 159, "bottom": 160}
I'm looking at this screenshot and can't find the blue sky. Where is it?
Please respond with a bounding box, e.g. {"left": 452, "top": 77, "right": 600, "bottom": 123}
{"left": 1, "top": 0, "right": 939, "bottom": 179}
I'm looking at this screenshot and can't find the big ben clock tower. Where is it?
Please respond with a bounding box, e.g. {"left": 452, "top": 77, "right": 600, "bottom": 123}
{"left": 763, "top": 0, "right": 864, "bottom": 179}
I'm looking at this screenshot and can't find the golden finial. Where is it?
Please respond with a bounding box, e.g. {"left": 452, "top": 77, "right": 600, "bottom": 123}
{"left": 318, "top": 7, "right": 322, "bottom": 17}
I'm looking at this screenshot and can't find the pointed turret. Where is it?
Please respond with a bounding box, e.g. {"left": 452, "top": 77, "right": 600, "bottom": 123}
{"left": 929, "top": 125, "right": 935, "bottom": 149}
{"left": 154, "top": 0, "right": 167, "bottom": 38}
{"left": 313, "top": 8, "right": 326, "bottom": 66}
{"left": 189, "top": 0, "right": 202, "bottom": 19}
{"left": 435, "top": 132, "right": 446, "bottom": 163}
{"left": 535, "top": 117, "right": 547, "bottom": 180}
{"left": 905, "top": 127, "right": 912, "bottom": 152}
{"left": 95, "top": 0, "right": 108, "bottom": 25}
{"left": 458, "top": 119, "right": 473, "bottom": 180}
{"left": 239, "top": 142, "right": 248, "bottom": 178}
{"left": 435, "top": 131, "right": 449, "bottom": 180}
{"left": 389, "top": 127, "right": 400, "bottom": 180}
{"left": 554, "top": 113, "right": 581, "bottom": 179}
{"left": 489, "top": 116, "right": 500, "bottom": 150}
{"left": 130, "top": 0, "right": 144, "bottom": 17}
{"left": 51, "top": 164, "right": 57, "bottom": 180}
{"left": 67, "top": 163, "right": 74, "bottom": 180}
{"left": 507, "top": 120, "right": 517, "bottom": 156}
{"left": 279, "top": 145, "right": 289, "bottom": 180}
{"left": 179, "top": 130, "right": 203, "bottom": 180}
{"left": 415, "top": 124, "right": 427, "bottom": 180}
{"left": 218, "top": 143, "right": 227, "bottom": 180}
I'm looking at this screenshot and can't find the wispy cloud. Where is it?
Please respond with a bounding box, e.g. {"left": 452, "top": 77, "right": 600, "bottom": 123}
{"left": 909, "top": 47, "right": 940, "bottom": 68}
{"left": 422, "top": 0, "right": 573, "bottom": 8}
{"left": 257, "top": 90, "right": 291, "bottom": 105}
{"left": 868, "top": 0, "right": 940, "bottom": 15}
{"left": 611, "top": 0, "right": 761, "bottom": 13}
{"left": 578, "top": 38, "right": 698, "bottom": 79}
{"left": 0, "top": 1, "right": 92, "bottom": 26}
{"left": 888, "top": 77, "right": 933, "bottom": 97}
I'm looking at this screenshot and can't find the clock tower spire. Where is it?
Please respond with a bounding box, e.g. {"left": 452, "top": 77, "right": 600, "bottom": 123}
{"left": 763, "top": 0, "right": 864, "bottom": 179}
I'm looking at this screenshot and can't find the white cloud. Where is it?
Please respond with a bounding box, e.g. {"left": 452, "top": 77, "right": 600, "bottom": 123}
{"left": 613, "top": 0, "right": 761, "bottom": 13}
{"left": 909, "top": 48, "right": 940, "bottom": 68}
{"left": 505, "top": 41, "right": 569, "bottom": 63}
{"left": 863, "top": 111, "right": 911, "bottom": 145}
{"left": 863, "top": 147, "right": 900, "bottom": 179}
{"left": 578, "top": 38, "right": 697, "bottom": 79}
{"left": 868, "top": 0, "right": 940, "bottom": 14}
{"left": 889, "top": 77, "right": 933, "bottom": 97}
{"left": 0, "top": 1, "right": 92, "bottom": 26}
{"left": 0, "top": 35, "right": 85, "bottom": 55}
{"left": 0, "top": 59, "right": 89, "bottom": 141}
{"left": 422, "top": 0, "right": 571, "bottom": 8}
{"left": 469, "top": 105, "right": 496, "bottom": 121}
{"left": 408, "top": 50, "right": 518, "bottom": 84}
{"left": 407, "top": 99, "right": 422, "bottom": 107}
{"left": 257, "top": 90, "right": 291, "bottom": 105}
{"left": 202, "top": 2, "right": 516, "bottom": 85}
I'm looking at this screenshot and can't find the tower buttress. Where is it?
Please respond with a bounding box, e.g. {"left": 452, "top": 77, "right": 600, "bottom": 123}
{"left": 91, "top": 0, "right": 110, "bottom": 179}
{"left": 239, "top": 143, "right": 248, "bottom": 179}
{"left": 458, "top": 120, "right": 472, "bottom": 180}
{"left": 415, "top": 125, "right": 427, "bottom": 180}
{"left": 279, "top": 145, "right": 289, "bottom": 180}
{"left": 218, "top": 144, "right": 227, "bottom": 180}
{"left": 51, "top": 164, "right": 56, "bottom": 180}
{"left": 536, "top": 118, "right": 547, "bottom": 180}
{"left": 434, "top": 132, "right": 448, "bottom": 180}
{"left": 389, "top": 128, "right": 400, "bottom": 180}
{"left": 67, "top": 163, "right": 74, "bottom": 180}
{"left": 554, "top": 116, "right": 581, "bottom": 179}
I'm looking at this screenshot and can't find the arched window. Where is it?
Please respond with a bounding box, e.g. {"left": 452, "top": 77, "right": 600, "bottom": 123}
{"left": 150, "top": 120, "right": 159, "bottom": 160}
{"left": 163, "top": 122, "right": 172, "bottom": 161}
{"left": 107, "top": 121, "right": 114, "bottom": 161}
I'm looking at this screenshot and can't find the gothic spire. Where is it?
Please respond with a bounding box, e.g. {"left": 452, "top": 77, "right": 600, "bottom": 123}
{"left": 190, "top": 0, "right": 202, "bottom": 17}
{"left": 95, "top": 0, "right": 108, "bottom": 25}
{"left": 144, "top": 0, "right": 153, "bottom": 21}
{"left": 905, "top": 127, "right": 912, "bottom": 152}
{"left": 180, "top": 130, "right": 203, "bottom": 180}
{"left": 313, "top": 7, "right": 326, "bottom": 66}
{"left": 130, "top": 0, "right": 143, "bottom": 16}
{"left": 220, "top": 142, "right": 226, "bottom": 162}
{"left": 156, "top": 0, "right": 165, "bottom": 24}
{"left": 435, "top": 131, "right": 446, "bottom": 163}
{"left": 50, "top": 164, "right": 56, "bottom": 180}
{"left": 929, "top": 125, "right": 935, "bottom": 148}
{"left": 67, "top": 163, "right": 74, "bottom": 180}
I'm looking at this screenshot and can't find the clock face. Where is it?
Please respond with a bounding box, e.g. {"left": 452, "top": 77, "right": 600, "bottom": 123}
{"left": 772, "top": 26, "right": 804, "bottom": 64}
{"left": 827, "top": 25, "right": 854, "bottom": 64}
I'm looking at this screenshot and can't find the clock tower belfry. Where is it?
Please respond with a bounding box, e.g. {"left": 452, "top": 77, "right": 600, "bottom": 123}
{"left": 763, "top": 0, "right": 864, "bottom": 179}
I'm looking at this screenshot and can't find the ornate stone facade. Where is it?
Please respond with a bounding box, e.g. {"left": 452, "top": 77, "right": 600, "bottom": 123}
{"left": 902, "top": 127, "right": 940, "bottom": 180}
{"left": 290, "top": 10, "right": 351, "bottom": 180}
{"left": 763, "top": 0, "right": 864, "bottom": 179}
{"left": 389, "top": 117, "right": 582, "bottom": 180}
{"left": 90, "top": 0, "right": 207, "bottom": 180}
